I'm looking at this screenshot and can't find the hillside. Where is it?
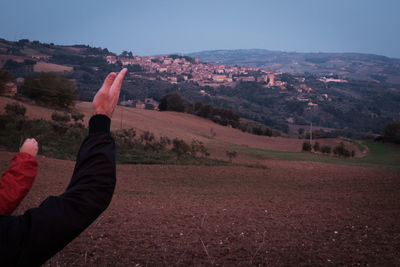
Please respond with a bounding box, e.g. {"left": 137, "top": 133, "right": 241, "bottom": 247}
{"left": 1, "top": 38, "right": 400, "bottom": 135}
{"left": 0, "top": 96, "right": 363, "bottom": 161}
{"left": 188, "top": 49, "right": 400, "bottom": 84}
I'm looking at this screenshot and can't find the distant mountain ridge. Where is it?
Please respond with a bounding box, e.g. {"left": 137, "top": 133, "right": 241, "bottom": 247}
{"left": 188, "top": 49, "right": 400, "bottom": 84}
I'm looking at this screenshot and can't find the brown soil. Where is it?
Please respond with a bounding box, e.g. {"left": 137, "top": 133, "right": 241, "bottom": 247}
{"left": 2, "top": 151, "right": 399, "bottom": 266}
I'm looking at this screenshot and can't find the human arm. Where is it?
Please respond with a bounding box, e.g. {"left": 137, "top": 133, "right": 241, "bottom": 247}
{"left": 0, "top": 115, "right": 115, "bottom": 266}
{"left": 0, "top": 139, "right": 38, "bottom": 215}
{"left": 0, "top": 69, "right": 127, "bottom": 266}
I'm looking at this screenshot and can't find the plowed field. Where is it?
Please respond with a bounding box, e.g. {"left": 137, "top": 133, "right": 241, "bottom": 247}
{"left": 2, "top": 151, "right": 398, "bottom": 266}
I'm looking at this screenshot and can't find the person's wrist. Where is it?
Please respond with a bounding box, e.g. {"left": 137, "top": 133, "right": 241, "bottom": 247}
{"left": 93, "top": 110, "right": 111, "bottom": 119}
{"left": 89, "top": 114, "right": 111, "bottom": 135}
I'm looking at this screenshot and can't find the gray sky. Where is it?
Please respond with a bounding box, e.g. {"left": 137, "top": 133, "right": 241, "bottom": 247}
{"left": 1, "top": 0, "right": 399, "bottom": 58}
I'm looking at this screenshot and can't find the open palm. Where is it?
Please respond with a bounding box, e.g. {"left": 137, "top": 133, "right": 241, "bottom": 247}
{"left": 93, "top": 68, "right": 127, "bottom": 118}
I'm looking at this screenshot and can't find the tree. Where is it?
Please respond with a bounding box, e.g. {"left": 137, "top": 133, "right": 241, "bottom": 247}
{"left": 298, "top": 128, "right": 305, "bottom": 137}
{"left": 320, "top": 146, "right": 331, "bottom": 154}
{"left": 0, "top": 70, "right": 14, "bottom": 95}
{"left": 5, "top": 102, "right": 26, "bottom": 117}
{"left": 383, "top": 122, "right": 400, "bottom": 143}
{"left": 21, "top": 72, "right": 78, "bottom": 108}
{"left": 313, "top": 141, "right": 320, "bottom": 152}
{"left": 158, "top": 93, "right": 186, "bottom": 112}
{"left": 196, "top": 104, "right": 213, "bottom": 118}
{"left": 172, "top": 138, "right": 190, "bottom": 158}
{"left": 51, "top": 111, "right": 71, "bottom": 123}
{"left": 302, "top": 142, "right": 312, "bottom": 152}
{"left": 333, "top": 142, "right": 351, "bottom": 157}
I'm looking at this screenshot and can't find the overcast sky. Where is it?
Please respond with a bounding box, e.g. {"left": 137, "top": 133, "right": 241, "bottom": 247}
{"left": 0, "top": 0, "right": 399, "bottom": 58}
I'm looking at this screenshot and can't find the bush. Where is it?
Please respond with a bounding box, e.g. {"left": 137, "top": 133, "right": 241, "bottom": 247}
{"left": 172, "top": 138, "right": 190, "bottom": 158}
{"left": 302, "top": 142, "right": 312, "bottom": 152}
{"left": 313, "top": 141, "right": 320, "bottom": 152}
{"left": 5, "top": 102, "right": 26, "bottom": 117}
{"left": 52, "top": 122, "right": 69, "bottom": 134}
{"left": 333, "top": 142, "right": 352, "bottom": 157}
{"left": 320, "top": 146, "right": 331, "bottom": 154}
{"left": 51, "top": 112, "right": 71, "bottom": 123}
{"left": 252, "top": 125, "right": 272, "bottom": 136}
{"left": 226, "top": 150, "right": 237, "bottom": 162}
{"left": 71, "top": 112, "right": 84, "bottom": 122}
{"left": 190, "top": 139, "right": 208, "bottom": 157}
{"left": 113, "top": 128, "right": 137, "bottom": 148}
{"left": 66, "top": 127, "right": 84, "bottom": 140}
{"left": 159, "top": 136, "right": 171, "bottom": 150}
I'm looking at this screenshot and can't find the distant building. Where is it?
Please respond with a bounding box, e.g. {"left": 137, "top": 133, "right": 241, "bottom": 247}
{"left": 163, "top": 59, "right": 172, "bottom": 65}
{"left": 144, "top": 98, "right": 159, "bottom": 109}
{"left": 239, "top": 76, "right": 255, "bottom": 82}
{"left": 31, "top": 55, "right": 50, "bottom": 60}
{"left": 212, "top": 75, "right": 226, "bottom": 82}
{"left": 105, "top": 56, "right": 117, "bottom": 64}
{"left": 168, "top": 77, "right": 178, "bottom": 84}
{"left": 319, "top": 77, "right": 348, "bottom": 83}
{"left": 267, "top": 74, "right": 275, "bottom": 86}
{"left": 308, "top": 102, "right": 318, "bottom": 107}
{"left": 135, "top": 103, "right": 145, "bottom": 109}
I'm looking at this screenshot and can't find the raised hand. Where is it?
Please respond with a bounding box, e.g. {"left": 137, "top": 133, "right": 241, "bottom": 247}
{"left": 20, "top": 138, "right": 38, "bottom": 157}
{"left": 93, "top": 68, "right": 127, "bottom": 118}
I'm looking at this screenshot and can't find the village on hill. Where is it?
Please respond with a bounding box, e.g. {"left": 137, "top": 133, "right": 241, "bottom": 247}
{"left": 107, "top": 54, "right": 278, "bottom": 89}
{"left": 0, "top": 38, "right": 344, "bottom": 110}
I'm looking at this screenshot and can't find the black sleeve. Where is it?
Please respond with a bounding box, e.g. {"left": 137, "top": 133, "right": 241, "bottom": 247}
{"left": 0, "top": 115, "right": 116, "bottom": 267}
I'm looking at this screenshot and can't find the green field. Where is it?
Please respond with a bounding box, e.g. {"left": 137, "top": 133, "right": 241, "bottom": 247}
{"left": 232, "top": 141, "right": 400, "bottom": 171}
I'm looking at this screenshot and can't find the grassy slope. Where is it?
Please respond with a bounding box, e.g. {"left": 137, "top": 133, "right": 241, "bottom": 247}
{"left": 2, "top": 96, "right": 398, "bottom": 170}
{"left": 232, "top": 141, "right": 400, "bottom": 171}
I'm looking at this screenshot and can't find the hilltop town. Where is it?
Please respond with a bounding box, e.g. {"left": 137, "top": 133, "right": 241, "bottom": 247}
{"left": 107, "top": 54, "right": 277, "bottom": 89}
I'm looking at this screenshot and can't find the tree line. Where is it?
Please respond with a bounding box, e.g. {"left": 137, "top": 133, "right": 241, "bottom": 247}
{"left": 158, "top": 93, "right": 240, "bottom": 128}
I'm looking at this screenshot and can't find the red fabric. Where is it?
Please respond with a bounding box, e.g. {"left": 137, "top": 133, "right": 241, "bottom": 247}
{"left": 0, "top": 152, "right": 38, "bottom": 215}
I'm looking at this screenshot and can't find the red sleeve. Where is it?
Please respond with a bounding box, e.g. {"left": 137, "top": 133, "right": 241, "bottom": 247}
{"left": 0, "top": 152, "right": 38, "bottom": 215}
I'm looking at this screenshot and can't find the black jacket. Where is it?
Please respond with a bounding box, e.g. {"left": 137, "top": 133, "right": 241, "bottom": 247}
{"left": 0, "top": 115, "right": 116, "bottom": 266}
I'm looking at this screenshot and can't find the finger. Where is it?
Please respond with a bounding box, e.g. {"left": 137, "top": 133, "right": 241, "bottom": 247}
{"left": 110, "top": 68, "right": 127, "bottom": 97}
{"left": 100, "top": 72, "right": 117, "bottom": 93}
{"left": 26, "top": 139, "right": 35, "bottom": 145}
